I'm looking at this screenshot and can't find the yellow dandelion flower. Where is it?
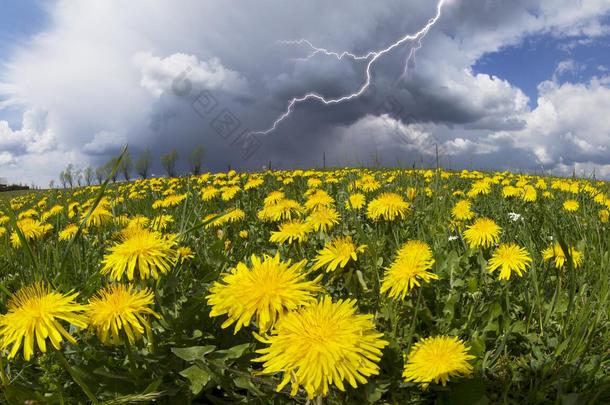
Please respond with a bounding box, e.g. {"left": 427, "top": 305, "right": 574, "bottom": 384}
{"left": 304, "top": 190, "right": 334, "bottom": 211}
{"left": 10, "top": 218, "right": 52, "bottom": 248}
{"left": 463, "top": 218, "right": 501, "bottom": 249}
{"left": 403, "top": 336, "right": 475, "bottom": 388}
{"left": 0, "top": 283, "right": 87, "bottom": 361}
{"left": 451, "top": 200, "right": 474, "bottom": 221}
{"left": 201, "top": 186, "right": 220, "bottom": 201}
{"left": 346, "top": 193, "right": 366, "bottom": 210}
{"left": 542, "top": 242, "right": 583, "bottom": 269}
{"left": 263, "top": 191, "right": 285, "bottom": 206}
{"left": 306, "top": 206, "right": 340, "bottom": 233}
{"left": 488, "top": 243, "right": 532, "bottom": 280}
{"left": 177, "top": 246, "right": 195, "bottom": 263}
{"left": 151, "top": 214, "right": 173, "bottom": 231}
{"left": 381, "top": 241, "right": 438, "bottom": 299}
{"left": 367, "top": 192, "right": 409, "bottom": 221}
{"left": 244, "top": 177, "right": 264, "bottom": 190}
{"left": 127, "top": 215, "right": 150, "bottom": 229}
{"left": 270, "top": 220, "right": 312, "bottom": 244}
{"left": 599, "top": 209, "right": 609, "bottom": 223}
{"left": 206, "top": 254, "right": 321, "bottom": 333}
{"left": 563, "top": 199, "right": 579, "bottom": 212}
{"left": 258, "top": 199, "right": 303, "bottom": 222}
{"left": 253, "top": 297, "right": 388, "bottom": 399}
{"left": 311, "top": 236, "right": 367, "bottom": 272}
{"left": 87, "top": 284, "right": 159, "bottom": 345}
{"left": 220, "top": 185, "right": 241, "bottom": 201}
{"left": 522, "top": 185, "right": 537, "bottom": 202}
{"left": 101, "top": 227, "right": 178, "bottom": 281}
{"left": 239, "top": 230, "right": 249, "bottom": 238}
{"left": 153, "top": 193, "right": 187, "bottom": 209}
{"left": 58, "top": 223, "right": 87, "bottom": 241}
{"left": 85, "top": 204, "right": 113, "bottom": 228}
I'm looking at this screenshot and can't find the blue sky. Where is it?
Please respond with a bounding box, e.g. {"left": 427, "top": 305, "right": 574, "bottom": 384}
{"left": 0, "top": 1, "right": 47, "bottom": 56}
{"left": 474, "top": 31, "right": 610, "bottom": 106}
{"left": 1, "top": 1, "right": 610, "bottom": 185}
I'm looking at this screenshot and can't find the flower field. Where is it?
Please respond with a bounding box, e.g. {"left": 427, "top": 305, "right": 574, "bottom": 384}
{"left": 0, "top": 167, "right": 609, "bottom": 404}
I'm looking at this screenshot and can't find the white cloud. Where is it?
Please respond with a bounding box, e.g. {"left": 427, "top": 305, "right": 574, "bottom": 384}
{"left": 133, "top": 52, "right": 248, "bottom": 98}
{"left": 0, "top": 151, "right": 15, "bottom": 166}
{"left": 83, "top": 131, "right": 127, "bottom": 155}
{"left": 500, "top": 76, "right": 610, "bottom": 166}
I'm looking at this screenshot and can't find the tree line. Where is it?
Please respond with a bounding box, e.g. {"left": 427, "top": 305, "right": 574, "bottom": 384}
{"left": 56, "top": 146, "right": 204, "bottom": 188}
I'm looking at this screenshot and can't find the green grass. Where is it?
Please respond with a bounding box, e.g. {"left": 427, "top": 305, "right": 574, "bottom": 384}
{"left": 0, "top": 169, "right": 608, "bottom": 404}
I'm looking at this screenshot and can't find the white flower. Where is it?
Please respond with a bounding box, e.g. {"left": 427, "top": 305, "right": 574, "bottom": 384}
{"left": 508, "top": 212, "right": 522, "bottom": 222}
{"left": 448, "top": 235, "right": 459, "bottom": 241}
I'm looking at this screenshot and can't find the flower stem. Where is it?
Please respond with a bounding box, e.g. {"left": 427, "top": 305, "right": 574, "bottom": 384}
{"left": 55, "top": 351, "right": 100, "bottom": 405}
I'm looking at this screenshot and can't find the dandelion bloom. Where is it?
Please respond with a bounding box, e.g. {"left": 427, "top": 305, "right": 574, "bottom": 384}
{"left": 254, "top": 297, "right": 388, "bottom": 399}
{"left": 84, "top": 202, "right": 113, "bottom": 228}
{"left": 101, "top": 227, "right": 178, "bottom": 281}
{"left": 153, "top": 193, "right": 187, "bottom": 209}
{"left": 87, "top": 284, "right": 160, "bottom": 345}
{"left": 542, "top": 242, "right": 583, "bottom": 269}
{"left": 311, "top": 236, "right": 367, "bottom": 272}
{"left": 206, "top": 254, "right": 321, "bottom": 333}
{"left": 599, "top": 209, "right": 609, "bottom": 223}
{"left": 206, "top": 209, "right": 246, "bottom": 228}
{"left": 563, "top": 199, "right": 579, "bottom": 212}
{"left": 463, "top": 218, "right": 501, "bottom": 248}
{"left": 451, "top": 200, "right": 474, "bottom": 221}
{"left": 522, "top": 185, "right": 537, "bottom": 202}
{"left": 403, "top": 336, "right": 475, "bottom": 388}
{"left": 381, "top": 241, "right": 438, "bottom": 299}
{"left": 269, "top": 220, "right": 312, "bottom": 244}
{"left": 177, "top": 246, "right": 195, "bottom": 263}
{"left": 346, "top": 193, "right": 366, "bottom": 210}
{"left": 0, "top": 283, "right": 87, "bottom": 360}
{"left": 488, "top": 243, "right": 532, "bottom": 280}
{"left": 10, "top": 218, "right": 53, "bottom": 248}
{"left": 304, "top": 190, "right": 334, "bottom": 211}
{"left": 306, "top": 206, "right": 340, "bottom": 232}
{"left": 239, "top": 230, "right": 249, "bottom": 238}
{"left": 367, "top": 192, "right": 409, "bottom": 221}
{"left": 58, "top": 224, "right": 86, "bottom": 241}
{"left": 258, "top": 199, "right": 303, "bottom": 222}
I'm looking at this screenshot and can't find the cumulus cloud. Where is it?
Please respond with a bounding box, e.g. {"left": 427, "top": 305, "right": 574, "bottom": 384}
{"left": 134, "top": 52, "right": 248, "bottom": 98}
{"left": 506, "top": 76, "right": 610, "bottom": 167}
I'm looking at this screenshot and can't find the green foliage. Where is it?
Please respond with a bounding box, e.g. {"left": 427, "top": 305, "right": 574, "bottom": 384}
{"left": 0, "top": 168, "right": 608, "bottom": 404}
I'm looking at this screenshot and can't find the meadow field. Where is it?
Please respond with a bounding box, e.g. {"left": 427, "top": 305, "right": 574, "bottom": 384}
{"left": 0, "top": 167, "right": 608, "bottom": 404}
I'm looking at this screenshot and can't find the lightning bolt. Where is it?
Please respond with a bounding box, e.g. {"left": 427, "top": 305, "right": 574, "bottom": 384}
{"left": 252, "top": 0, "right": 447, "bottom": 136}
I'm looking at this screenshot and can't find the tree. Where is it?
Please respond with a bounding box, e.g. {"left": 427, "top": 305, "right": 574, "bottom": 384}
{"left": 161, "top": 149, "right": 178, "bottom": 177}
{"left": 48, "top": 179, "right": 55, "bottom": 189}
{"left": 105, "top": 157, "right": 120, "bottom": 183}
{"left": 135, "top": 149, "right": 152, "bottom": 179}
{"left": 83, "top": 166, "right": 94, "bottom": 186}
{"left": 95, "top": 166, "right": 106, "bottom": 184}
{"left": 119, "top": 151, "right": 133, "bottom": 181}
{"left": 63, "top": 164, "right": 75, "bottom": 188}
{"left": 188, "top": 146, "right": 204, "bottom": 175}
{"left": 76, "top": 169, "right": 83, "bottom": 187}
{"left": 59, "top": 171, "right": 67, "bottom": 188}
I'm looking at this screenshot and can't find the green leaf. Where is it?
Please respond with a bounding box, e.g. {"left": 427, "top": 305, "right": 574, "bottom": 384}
{"left": 180, "top": 365, "right": 212, "bottom": 395}
{"left": 172, "top": 345, "right": 216, "bottom": 361}
{"left": 212, "top": 343, "right": 250, "bottom": 361}
{"left": 233, "top": 375, "right": 265, "bottom": 397}
{"left": 441, "top": 378, "right": 488, "bottom": 405}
